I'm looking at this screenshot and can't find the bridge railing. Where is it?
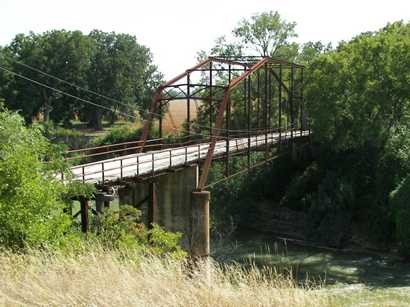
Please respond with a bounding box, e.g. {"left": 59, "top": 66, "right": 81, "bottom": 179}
{"left": 65, "top": 128, "right": 305, "bottom": 184}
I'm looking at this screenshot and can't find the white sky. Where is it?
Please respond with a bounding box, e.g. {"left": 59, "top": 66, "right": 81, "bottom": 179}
{"left": 0, "top": 0, "right": 409, "bottom": 78}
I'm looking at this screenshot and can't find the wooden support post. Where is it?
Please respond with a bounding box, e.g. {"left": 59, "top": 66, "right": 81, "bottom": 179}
{"left": 191, "top": 190, "right": 210, "bottom": 258}
{"left": 148, "top": 181, "right": 157, "bottom": 228}
{"left": 79, "top": 197, "right": 89, "bottom": 233}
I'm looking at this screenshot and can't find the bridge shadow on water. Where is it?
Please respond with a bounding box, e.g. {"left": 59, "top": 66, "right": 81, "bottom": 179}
{"left": 212, "top": 230, "right": 410, "bottom": 289}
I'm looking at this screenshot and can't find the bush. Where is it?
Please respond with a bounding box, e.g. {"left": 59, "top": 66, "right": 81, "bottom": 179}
{"left": 0, "top": 108, "right": 71, "bottom": 248}
{"left": 91, "top": 205, "right": 186, "bottom": 258}
{"left": 92, "top": 124, "right": 148, "bottom": 146}
{"left": 38, "top": 121, "right": 85, "bottom": 139}
{"left": 390, "top": 174, "right": 410, "bottom": 257}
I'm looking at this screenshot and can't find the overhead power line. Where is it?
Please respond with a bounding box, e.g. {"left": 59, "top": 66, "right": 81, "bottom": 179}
{"left": 0, "top": 65, "right": 140, "bottom": 121}
{"left": 1, "top": 63, "right": 279, "bottom": 135}
{"left": 14, "top": 60, "right": 156, "bottom": 117}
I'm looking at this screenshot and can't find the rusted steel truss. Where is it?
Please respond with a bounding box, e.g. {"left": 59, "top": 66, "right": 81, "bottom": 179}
{"left": 137, "top": 56, "right": 307, "bottom": 190}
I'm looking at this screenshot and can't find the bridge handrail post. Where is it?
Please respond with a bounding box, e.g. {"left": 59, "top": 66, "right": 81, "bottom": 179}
{"left": 120, "top": 159, "right": 123, "bottom": 179}
{"left": 102, "top": 162, "right": 105, "bottom": 183}
{"left": 151, "top": 153, "right": 154, "bottom": 176}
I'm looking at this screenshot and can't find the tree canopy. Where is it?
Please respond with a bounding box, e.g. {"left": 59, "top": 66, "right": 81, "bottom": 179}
{"left": 233, "top": 10, "right": 298, "bottom": 57}
{"left": 0, "top": 30, "right": 163, "bottom": 129}
{"left": 199, "top": 10, "right": 327, "bottom": 64}
{"left": 306, "top": 21, "right": 410, "bottom": 151}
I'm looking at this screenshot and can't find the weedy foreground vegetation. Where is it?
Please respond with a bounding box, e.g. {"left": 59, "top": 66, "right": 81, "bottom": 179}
{"left": 1, "top": 248, "right": 410, "bottom": 307}
{"left": 0, "top": 248, "right": 327, "bottom": 307}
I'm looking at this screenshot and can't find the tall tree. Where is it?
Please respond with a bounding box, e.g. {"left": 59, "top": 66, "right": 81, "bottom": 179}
{"left": 233, "top": 11, "right": 297, "bottom": 57}
{"left": 0, "top": 30, "right": 93, "bottom": 124}
{"left": 0, "top": 30, "right": 163, "bottom": 128}
{"left": 82, "top": 30, "right": 158, "bottom": 129}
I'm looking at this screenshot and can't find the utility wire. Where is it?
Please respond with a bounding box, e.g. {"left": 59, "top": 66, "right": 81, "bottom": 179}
{"left": 12, "top": 61, "right": 266, "bottom": 133}
{"left": 14, "top": 60, "right": 158, "bottom": 118}
{"left": 1, "top": 63, "right": 281, "bottom": 135}
{"left": 0, "top": 65, "right": 141, "bottom": 121}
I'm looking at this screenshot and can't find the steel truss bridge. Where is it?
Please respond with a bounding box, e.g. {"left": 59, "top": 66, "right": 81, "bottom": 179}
{"left": 66, "top": 56, "right": 310, "bottom": 190}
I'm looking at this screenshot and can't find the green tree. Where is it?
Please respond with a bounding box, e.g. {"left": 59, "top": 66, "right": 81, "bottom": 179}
{"left": 0, "top": 107, "right": 71, "bottom": 248}
{"left": 0, "top": 30, "right": 163, "bottom": 128}
{"left": 297, "top": 41, "right": 332, "bottom": 65}
{"left": 82, "top": 30, "right": 158, "bottom": 129}
{"left": 306, "top": 21, "right": 410, "bottom": 151}
{"left": 233, "top": 11, "right": 297, "bottom": 57}
{"left": 0, "top": 30, "right": 93, "bottom": 125}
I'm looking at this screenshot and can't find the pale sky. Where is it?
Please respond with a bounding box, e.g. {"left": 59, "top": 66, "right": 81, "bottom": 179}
{"left": 0, "top": 0, "right": 409, "bottom": 78}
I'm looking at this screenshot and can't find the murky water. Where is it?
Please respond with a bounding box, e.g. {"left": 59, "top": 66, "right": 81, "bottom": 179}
{"left": 213, "top": 230, "right": 410, "bottom": 287}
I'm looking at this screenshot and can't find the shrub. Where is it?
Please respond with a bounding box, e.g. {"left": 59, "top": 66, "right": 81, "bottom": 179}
{"left": 92, "top": 124, "right": 148, "bottom": 146}
{"left": 93, "top": 205, "right": 186, "bottom": 258}
{"left": 0, "top": 108, "right": 71, "bottom": 248}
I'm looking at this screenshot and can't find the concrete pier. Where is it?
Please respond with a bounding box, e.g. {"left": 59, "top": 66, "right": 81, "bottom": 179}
{"left": 190, "top": 190, "right": 210, "bottom": 258}
{"left": 118, "top": 165, "right": 199, "bottom": 251}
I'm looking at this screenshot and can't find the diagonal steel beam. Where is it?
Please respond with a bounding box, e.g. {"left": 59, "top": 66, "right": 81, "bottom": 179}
{"left": 197, "top": 57, "right": 270, "bottom": 190}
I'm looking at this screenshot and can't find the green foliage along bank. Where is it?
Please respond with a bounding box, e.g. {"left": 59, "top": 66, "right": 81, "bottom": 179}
{"left": 0, "top": 107, "right": 70, "bottom": 248}
{"left": 0, "top": 107, "right": 185, "bottom": 257}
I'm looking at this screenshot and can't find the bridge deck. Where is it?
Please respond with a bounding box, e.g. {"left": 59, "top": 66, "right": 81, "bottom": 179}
{"left": 69, "top": 130, "right": 309, "bottom": 183}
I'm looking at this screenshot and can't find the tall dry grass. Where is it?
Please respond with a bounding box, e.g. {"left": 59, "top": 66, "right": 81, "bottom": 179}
{"left": 0, "top": 248, "right": 329, "bottom": 307}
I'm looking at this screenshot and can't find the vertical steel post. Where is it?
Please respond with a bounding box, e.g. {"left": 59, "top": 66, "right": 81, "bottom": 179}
{"left": 268, "top": 65, "right": 272, "bottom": 135}
{"left": 256, "top": 70, "right": 260, "bottom": 129}
{"left": 247, "top": 75, "right": 251, "bottom": 169}
{"left": 159, "top": 100, "right": 163, "bottom": 139}
{"left": 264, "top": 63, "right": 268, "bottom": 160}
{"left": 243, "top": 67, "right": 247, "bottom": 133}
{"left": 290, "top": 65, "right": 295, "bottom": 141}
{"left": 278, "top": 65, "right": 282, "bottom": 151}
{"left": 300, "top": 67, "right": 304, "bottom": 136}
{"left": 187, "top": 73, "right": 191, "bottom": 137}
{"left": 209, "top": 62, "right": 213, "bottom": 140}
{"left": 225, "top": 64, "right": 231, "bottom": 177}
